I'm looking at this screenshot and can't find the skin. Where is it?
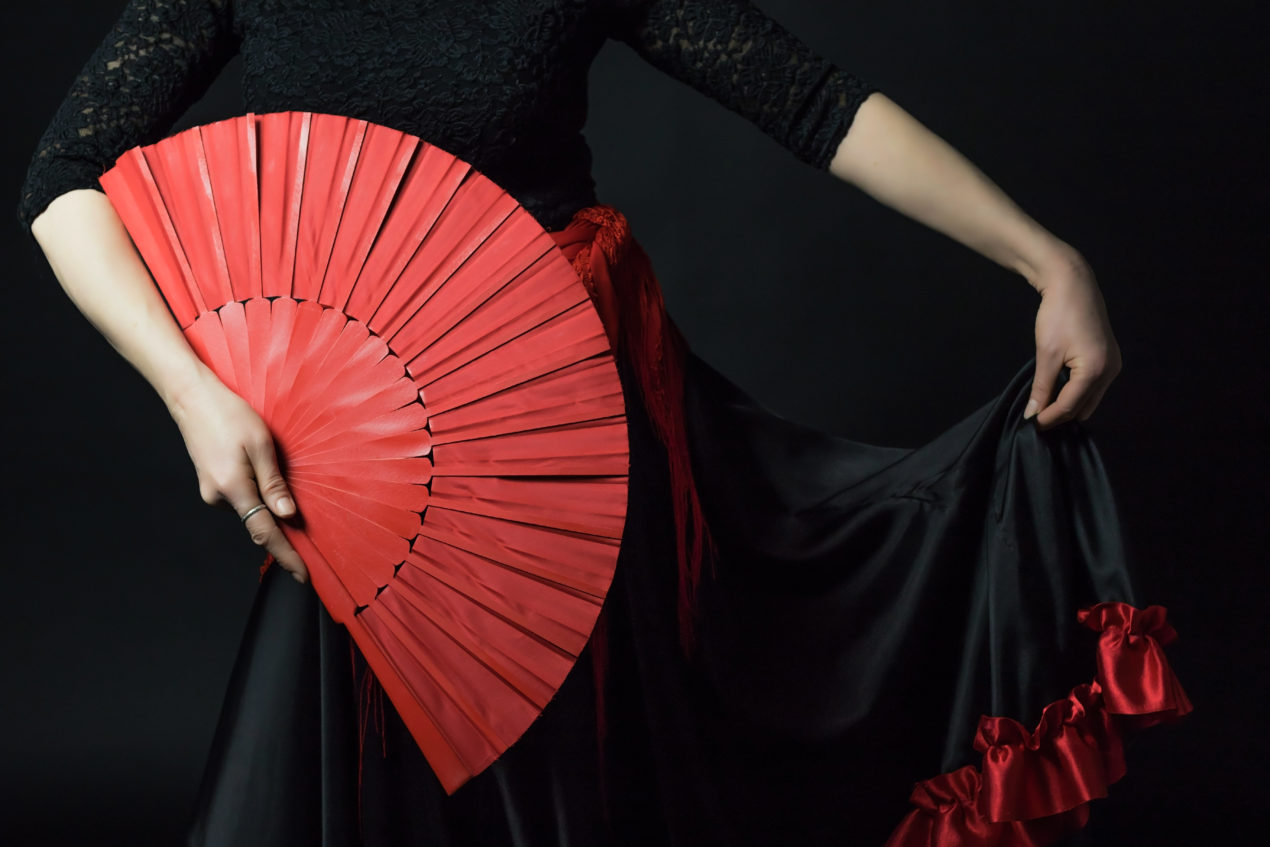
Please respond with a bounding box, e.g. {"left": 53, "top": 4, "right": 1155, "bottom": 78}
{"left": 31, "top": 189, "right": 309, "bottom": 581}
{"left": 28, "top": 92, "right": 1120, "bottom": 585}
{"left": 828, "top": 93, "right": 1121, "bottom": 427}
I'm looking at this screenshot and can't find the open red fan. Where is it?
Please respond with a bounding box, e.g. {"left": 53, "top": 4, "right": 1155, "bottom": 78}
{"left": 97, "top": 110, "right": 630, "bottom": 794}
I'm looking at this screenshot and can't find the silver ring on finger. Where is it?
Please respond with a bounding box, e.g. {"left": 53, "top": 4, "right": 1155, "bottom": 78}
{"left": 240, "top": 503, "right": 269, "bottom": 523}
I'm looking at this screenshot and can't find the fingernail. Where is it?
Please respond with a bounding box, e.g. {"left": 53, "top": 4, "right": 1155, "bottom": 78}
{"left": 1023, "top": 399, "right": 1039, "bottom": 420}
{"left": 277, "top": 496, "right": 294, "bottom": 515}
{"left": 293, "top": 571, "right": 304, "bottom": 583}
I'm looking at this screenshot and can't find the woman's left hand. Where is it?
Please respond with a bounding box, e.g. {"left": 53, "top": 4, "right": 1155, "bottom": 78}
{"left": 1024, "top": 249, "right": 1122, "bottom": 430}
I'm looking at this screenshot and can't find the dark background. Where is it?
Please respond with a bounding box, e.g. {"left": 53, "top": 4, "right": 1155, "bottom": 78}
{"left": 3, "top": 0, "right": 1265, "bottom": 843}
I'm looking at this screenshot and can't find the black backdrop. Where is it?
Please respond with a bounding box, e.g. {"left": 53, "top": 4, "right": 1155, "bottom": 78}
{"left": 3, "top": 1, "right": 1265, "bottom": 844}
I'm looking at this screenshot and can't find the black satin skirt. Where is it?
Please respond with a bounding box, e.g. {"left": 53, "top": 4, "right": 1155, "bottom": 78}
{"left": 184, "top": 348, "right": 1163, "bottom": 847}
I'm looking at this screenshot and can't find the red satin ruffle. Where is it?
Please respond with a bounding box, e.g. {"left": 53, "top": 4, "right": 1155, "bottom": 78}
{"left": 885, "top": 601, "right": 1193, "bottom": 846}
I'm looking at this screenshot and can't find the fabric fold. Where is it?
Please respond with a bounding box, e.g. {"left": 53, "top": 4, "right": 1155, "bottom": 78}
{"left": 887, "top": 764, "right": 1089, "bottom": 847}
{"left": 973, "top": 680, "right": 1125, "bottom": 822}
{"left": 1078, "top": 601, "right": 1195, "bottom": 727}
{"left": 884, "top": 602, "right": 1192, "bottom": 846}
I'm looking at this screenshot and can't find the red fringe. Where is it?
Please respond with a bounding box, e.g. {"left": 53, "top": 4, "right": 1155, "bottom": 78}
{"left": 350, "top": 639, "right": 388, "bottom": 839}
{"left": 884, "top": 601, "right": 1193, "bottom": 846}
{"left": 589, "top": 604, "right": 613, "bottom": 823}
{"left": 549, "top": 204, "right": 718, "bottom": 656}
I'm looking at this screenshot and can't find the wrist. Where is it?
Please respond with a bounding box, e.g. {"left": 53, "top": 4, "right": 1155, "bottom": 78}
{"left": 157, "top": 358, "right": 215, "bottom": 417}
{"left": 1009, "top": 233, "right": 1084, "bottom": 293}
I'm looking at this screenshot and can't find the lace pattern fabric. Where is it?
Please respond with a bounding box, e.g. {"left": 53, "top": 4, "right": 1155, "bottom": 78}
{"left": 16, "top": 0, "right": 239, "bottom": 242}
{"left": 608, "top": 0, "right": 879, "bottom": 170}
{"left": 17, "top": 0, "right": 878, "bottom": 245}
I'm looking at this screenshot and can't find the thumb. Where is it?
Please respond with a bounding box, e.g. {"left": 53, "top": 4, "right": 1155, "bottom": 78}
{"left": 246, "top": 435, "right": 295, "bottom": 518}
{"left": 1025, "top": 352, "right": 1060, "bottom": 421}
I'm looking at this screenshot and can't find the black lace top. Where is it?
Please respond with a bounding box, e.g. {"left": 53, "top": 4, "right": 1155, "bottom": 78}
{"left": 16, "top": 0, "right": 879, "bottom": 247}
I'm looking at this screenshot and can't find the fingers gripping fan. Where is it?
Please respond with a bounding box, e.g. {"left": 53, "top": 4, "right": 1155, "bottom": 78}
{"left": 97, "top": 111, "right": 630, "bottom": 793}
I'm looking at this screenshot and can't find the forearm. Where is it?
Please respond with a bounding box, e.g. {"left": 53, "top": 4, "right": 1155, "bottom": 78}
{"left": 30, "top": 187, "right": 211, "bottom": 408}
{"left": 828, "top": 93, "right": 1082, "bottom": 288}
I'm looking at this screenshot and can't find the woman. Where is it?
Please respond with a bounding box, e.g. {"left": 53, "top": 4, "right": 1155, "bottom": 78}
{"left": 16, "top": 1, "right": 1189, "bottom": 845}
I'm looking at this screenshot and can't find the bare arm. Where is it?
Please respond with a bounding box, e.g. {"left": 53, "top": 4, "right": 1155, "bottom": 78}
{"left": 826, "top": 93, "right": 1121, "bottom": 429}
{"left": 30, "top": 188, "right": 309, "bottom": 582}
{"left": 607, "top": 0, "right": 1120, "bottom": 431}
{"left": 827, "top": 93, "right": 1077, "bottom": 283}
{"left": 33, "top": 189, "right": 208, "bottom": 404}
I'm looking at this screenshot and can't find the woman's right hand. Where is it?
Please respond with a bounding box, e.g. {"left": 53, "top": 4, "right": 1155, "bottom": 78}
{"left": 164, "top": 366, "right": 309, "bottom": 583}
{"left": 28, "top": 190, "right": 307, "bottom": 583}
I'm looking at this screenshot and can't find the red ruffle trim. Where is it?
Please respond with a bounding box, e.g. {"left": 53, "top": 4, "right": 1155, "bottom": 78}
{"left": 884, "top": 601, "right": 1193, "bottom": 846}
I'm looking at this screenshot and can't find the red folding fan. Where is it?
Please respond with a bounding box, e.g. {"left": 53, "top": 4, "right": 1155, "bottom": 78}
{"left": 96, "top": 110, "right": 630, "bottom": 794}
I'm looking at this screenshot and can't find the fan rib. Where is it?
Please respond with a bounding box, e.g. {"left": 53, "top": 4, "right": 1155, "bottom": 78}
{"left": 346, "top": 617, "right": 475, "bottom": 787}
{"left": 418, "top": 507, "right": 615, "bottom": 598}
{"left": 323, "top": 122, "right": 418, "bottom": 313}
{"left": 345, "top": 149, "right": 469, "bottom": 324}
{"left": 379, "top": 575, "right": 564, "bottom": 708}
{"left": 357, "top": 603, "right": 517, "bottom": 756}
{"left": 402, "top": 539, "right": 596, "bottom": 654}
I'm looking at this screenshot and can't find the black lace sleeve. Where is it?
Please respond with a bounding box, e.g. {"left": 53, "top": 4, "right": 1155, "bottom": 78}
{"left": 605, "top": 0, "right": 879, "bottom": 170}
{"left": 15, "top": 0, "right": 240, "bottom": 251}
